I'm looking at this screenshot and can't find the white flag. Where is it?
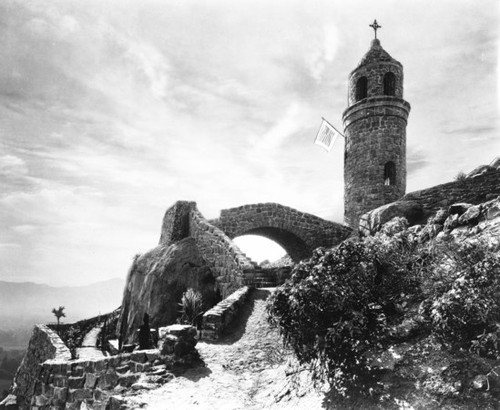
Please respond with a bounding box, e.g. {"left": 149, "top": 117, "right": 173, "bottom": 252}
{"left": 314, "top": 118, "right": 338, "bottom": 152}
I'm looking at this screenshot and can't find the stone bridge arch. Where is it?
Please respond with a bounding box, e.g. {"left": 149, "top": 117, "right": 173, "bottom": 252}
{"left": 210, "top": 203, "right": 352, "bottom": 262}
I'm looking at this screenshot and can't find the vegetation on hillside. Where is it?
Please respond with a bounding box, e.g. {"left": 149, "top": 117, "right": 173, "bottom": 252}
{"left": 267, "top": 217, "right": 500, "bottom": 408}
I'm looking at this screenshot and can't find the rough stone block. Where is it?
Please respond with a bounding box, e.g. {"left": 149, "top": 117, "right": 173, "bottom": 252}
{"left": 145, "top": 350, "right": 160, "bottom": 363}
{"left": 130, "top": 351, "right": 147, "bottom": 364}
{"left": 84, "top": 373, "right": 99, "bottom": 389}
{"left": 69, "top": 388, "right": 92, "bottom": 402}
{"left": 53, "top": 375, "right": 68, "bottom": 388}
{"left": 115, "top": 365, "right": 129, "bottom": 374}
{"left": 93, "top": 388, "right": 109, "bottom": 402}
{"left": 34, "top": 395, "right": 49, "bottom": 407}
{"left": 118, "top": 373, "right": 139, "bottom": 388}
{"left": 53, "top": 386, "right": 67, "bottom": 403}
{"left": 93, "top": 360, "right": 107, "bottom": 373}
{"left": 71, "top": 366, "right": 84, "bottom": 377}
{"left": 135, "top": 362, "right": 151, "bottom": 373}
{"left": 96, "top": 370, "right": 119, "bottom": 390}
{"left": 67, "top": 376, "right": 85, "bottom": 389}
{"left": 42, "top": 382, "right": 54, "bottom": 397}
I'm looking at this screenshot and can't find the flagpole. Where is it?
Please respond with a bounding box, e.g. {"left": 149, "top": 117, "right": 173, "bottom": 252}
{"left": 321, "top": 117, "right": 345, "bottom": 138}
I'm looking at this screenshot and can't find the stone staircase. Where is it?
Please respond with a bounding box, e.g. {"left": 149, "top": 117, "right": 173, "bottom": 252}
{"left": 242, "top": 268, "right": 277, "bottom": 288}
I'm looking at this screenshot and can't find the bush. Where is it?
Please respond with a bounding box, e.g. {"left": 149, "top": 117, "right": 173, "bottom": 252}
{"left": 267, "top": 225, "right": 500, "bottom": 396}
{"left": 455, "top": 171, "right": 467, "bottom": 181}
{"left": 423, "top": 240, "right": 500, "bottom": 358}
{"left": 267, "top": 241, "right": 398, "bottom": 395}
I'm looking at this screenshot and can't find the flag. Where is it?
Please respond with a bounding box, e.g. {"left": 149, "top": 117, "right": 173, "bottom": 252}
{"left": 314, "top": 118, "right": 339, "bottom": 152}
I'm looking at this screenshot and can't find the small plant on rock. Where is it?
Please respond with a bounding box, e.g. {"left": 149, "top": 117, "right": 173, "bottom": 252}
{"left": 179, "top": 289, "right": 204, "bottom": 328}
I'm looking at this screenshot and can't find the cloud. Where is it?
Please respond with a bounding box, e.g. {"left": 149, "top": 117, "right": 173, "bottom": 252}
{"left": 0, "top": 155, "right": 28, "bottom": 177}
{"left": 307, "top": 24, "right": 340, "bottom": 82}
{"left": 407, "top": 149, "right": 430, "bottom": 175}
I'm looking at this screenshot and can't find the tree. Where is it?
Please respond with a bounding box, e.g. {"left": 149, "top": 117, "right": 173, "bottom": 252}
{"left": 51, "top": 306, "right": 66, "bottom": 328}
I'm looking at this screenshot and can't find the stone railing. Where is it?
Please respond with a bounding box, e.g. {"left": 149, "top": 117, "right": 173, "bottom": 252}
{"left": 201, "top": 286, "right": 251, "bottom": 340}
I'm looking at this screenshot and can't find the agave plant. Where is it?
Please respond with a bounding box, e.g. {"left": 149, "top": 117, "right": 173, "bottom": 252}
{"left": 179, "top": 289, "right": 204, "bottom": 327}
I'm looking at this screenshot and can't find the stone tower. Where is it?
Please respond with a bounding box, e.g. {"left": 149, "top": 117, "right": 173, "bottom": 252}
{"left": 343, "top": 37, "right": 411, "bottom": 228}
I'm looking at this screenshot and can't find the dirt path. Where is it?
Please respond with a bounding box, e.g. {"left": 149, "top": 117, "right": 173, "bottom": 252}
{"left": 123, "top": 289, "right": 324, "bottom": 410}
{"left": 76, "top": 324, "right": 106, "bottom": 360}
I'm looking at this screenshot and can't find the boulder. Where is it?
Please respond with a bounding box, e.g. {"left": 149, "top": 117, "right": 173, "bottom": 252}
{"left": 443, "top": 214, "right": 459, "bottom": 231}
{"left": 380, "top": 217, "right": 409, "bottom": 236}
{"left": 428, "top": 208, "right": 449, "bottom": 225}
{"left": 449, "top": 203, "right": 473, "bottom": 216}
{"left": 158, "top": 325, "right": 198, "bottom": 358}
{"left": 117, "top": 237, "right": 219, "bottom": 344}
{"left": 458, "top": 205, "right": 481, "bottom": 225}
{"left": 417, "top": 224, "right": 443, "bottom": 242}
{"left": 359, "top": 201, "right": 424, "bottom": 236}
{"left": 486, "top": 200, "right": 500, "bottom": 220}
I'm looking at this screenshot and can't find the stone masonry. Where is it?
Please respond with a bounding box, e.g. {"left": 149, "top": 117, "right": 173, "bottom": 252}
{"left": 401, "top": 168, "right": 500, "bottom": 215}
{"left": 210, "top": 203, "right": 352, "bottom": 262}
{"left": 5, "top": 323, "right": 199, "bottom": 410}
{"left": 343, "top": 38, "right": 410, "bottom": 228}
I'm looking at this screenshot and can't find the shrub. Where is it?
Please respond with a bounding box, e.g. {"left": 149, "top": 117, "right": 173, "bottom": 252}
{"left": 268, "top": 219, "right": 500, "bottom": 398}
{"left": 424, "top": 240, "right": 500, "bottom": 358}
{"left": 267, "top": 241, "right": 394, "bottom": 395}
{"left": 178, "top": 289, "right": 204, "bottom": 328}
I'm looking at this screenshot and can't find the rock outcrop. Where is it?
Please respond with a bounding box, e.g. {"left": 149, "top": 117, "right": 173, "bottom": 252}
{"left": 360, "top": 167, "right": 500, "bottom": 236}
{"left": 359, "top": 200, "right": 424, "bottom": 237}
{"left": 118, "top": 237, "right": 219, "bottom": 344}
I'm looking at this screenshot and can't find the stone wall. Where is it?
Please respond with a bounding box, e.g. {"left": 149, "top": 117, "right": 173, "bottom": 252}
{"left": 10, "top": 325, "right": 71, "bottom": 409}
{"left": 210, "top": 203, "right": 351, "bottom": 261}
{"left": 158, "top": 200, "right": 195, "bottom": 246}
{"left": 359, "top": 169, "right": 500, "bottom": 236}
{"left": 5, "top": 323, "right": 199, "bottom": 410}
{"left": 202, "top": 286, "right": 250, "bottom": 340}
{"left": 189, "top": 208, "right": 254, "bottom": 298}
{"left": 28, "top": 349, "right": 161, "bottom": 409}
{"left": 402, "top": 169, "right": 500, "bottom": 214}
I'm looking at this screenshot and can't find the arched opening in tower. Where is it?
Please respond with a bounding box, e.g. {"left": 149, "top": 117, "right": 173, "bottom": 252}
{"left": 383, "top": 72, "right": 396, "bottom": 96}
{"left": 233, "top": 227, "right": 310, "bottom": 263}
{"left": 355, "top": 76, "right": 368, "bottom": 101}
{"left": 384, "top": 161, "right": 396, "bottom": 185}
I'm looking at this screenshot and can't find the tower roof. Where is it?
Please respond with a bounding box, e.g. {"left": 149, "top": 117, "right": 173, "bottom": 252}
{"left": 357, "top": 39, "right": 401, "bottom": 68}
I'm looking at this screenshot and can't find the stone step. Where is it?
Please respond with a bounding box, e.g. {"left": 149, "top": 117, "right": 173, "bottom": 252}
{"left": 255, "top": 282, "right": 276, "bottom": 288}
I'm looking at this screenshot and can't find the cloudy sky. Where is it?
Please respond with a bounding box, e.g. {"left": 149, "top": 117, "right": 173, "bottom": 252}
{"left": 0, "top": 0, "right": 498, "bottom": 286}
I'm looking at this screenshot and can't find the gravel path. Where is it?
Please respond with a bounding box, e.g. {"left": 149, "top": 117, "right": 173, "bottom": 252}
{"left": 123, "top": 288, "right": 324, "bottom": 409}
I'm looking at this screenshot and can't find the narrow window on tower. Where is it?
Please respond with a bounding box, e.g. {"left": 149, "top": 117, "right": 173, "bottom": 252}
{"left": 383, "top": 72, "right": 396, "bottom": 96}
{"left": 355, "top": 76, "right": 368, "bottom": 101}
{"left": 384, "top": 161, "right": 396, "bottom": 185}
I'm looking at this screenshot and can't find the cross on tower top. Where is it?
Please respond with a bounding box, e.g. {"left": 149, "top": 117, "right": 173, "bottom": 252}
{"left": 369, "top": 19, "right": 382, "bottom": 39}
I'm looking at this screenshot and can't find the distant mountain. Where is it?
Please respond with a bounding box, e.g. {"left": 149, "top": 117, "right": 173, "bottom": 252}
{"left": 0, "top": 278, "right": 125, "bottom": 332}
